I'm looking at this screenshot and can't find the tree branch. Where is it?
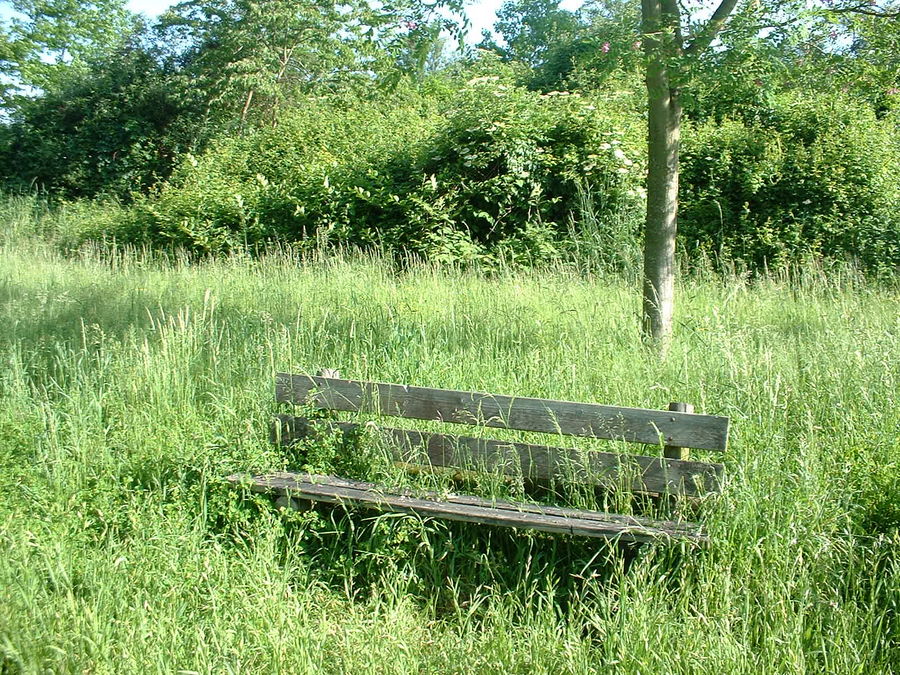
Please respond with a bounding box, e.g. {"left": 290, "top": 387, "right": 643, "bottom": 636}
{"left": 684, "top": 0, "right": 743, "bottom": 55}
{"left": 827, "top": 1, "right": 900, "bottom": 18}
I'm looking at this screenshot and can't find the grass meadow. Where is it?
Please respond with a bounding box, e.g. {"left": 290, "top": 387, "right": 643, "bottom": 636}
{"left": 0, "top": 197, "right": 899, "bottom": 673}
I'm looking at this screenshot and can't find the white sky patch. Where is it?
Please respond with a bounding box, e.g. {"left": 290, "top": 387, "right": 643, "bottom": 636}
{"left": 127, "top": 0, "right": 172, "bottom": 15}
{"left": 0, "top": 2, "right": 23, "bottom": 21}
{"left": 466, "top": 0, "right": 505, "bottom": 40}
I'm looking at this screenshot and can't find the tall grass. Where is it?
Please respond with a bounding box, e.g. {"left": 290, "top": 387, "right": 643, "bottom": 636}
{"left": 0, "top": 205, "right": 898, "bottom": 673}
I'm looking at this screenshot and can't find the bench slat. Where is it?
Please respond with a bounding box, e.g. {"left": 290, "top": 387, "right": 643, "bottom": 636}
{"left": 227, "top": 472, "right": 706, "bottom": 543}
{"left": 276, "top": 373, "right": 729, "bottom": 451}
{"left": 273, "top": 416, "right": 724, "bottom": 497}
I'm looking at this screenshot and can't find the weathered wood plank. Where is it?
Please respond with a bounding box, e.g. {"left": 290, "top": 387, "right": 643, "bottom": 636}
{"left": 272, "top": 416, "right": 724, "bottom": 497}
{"left": 281, "top": 473, "right": 701, "bottom": 534}
{"left": 275, "top": 373, "right": 729, "bottom": 450}
{"left": 226, "top": 472, "right": 706, "bottom": 543}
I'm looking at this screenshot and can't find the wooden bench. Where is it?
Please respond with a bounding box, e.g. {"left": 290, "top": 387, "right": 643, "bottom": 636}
{"left": 227, "top": 371, "right": 729, "bottom": 544}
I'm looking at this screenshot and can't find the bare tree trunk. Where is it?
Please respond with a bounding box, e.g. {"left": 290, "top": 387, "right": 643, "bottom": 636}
{"left": 240, "top": 89, "right": 255, "bottom": 130}
{"left": 641, "top": 0, "right": 682, "bottom": 354}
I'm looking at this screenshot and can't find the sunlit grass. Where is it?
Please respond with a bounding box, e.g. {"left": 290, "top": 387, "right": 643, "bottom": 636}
{"left": 0, "top": 206, "right": 898, "bottom": 673}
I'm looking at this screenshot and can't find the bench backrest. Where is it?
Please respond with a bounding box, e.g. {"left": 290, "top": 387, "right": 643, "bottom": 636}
{"left": 274, "top": 371, "right": 729, "bottom": 497}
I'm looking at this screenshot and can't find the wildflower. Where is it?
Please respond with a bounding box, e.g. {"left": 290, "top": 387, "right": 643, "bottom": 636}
{"left": 601, "top": 42, "right": 611, "bottom": 53}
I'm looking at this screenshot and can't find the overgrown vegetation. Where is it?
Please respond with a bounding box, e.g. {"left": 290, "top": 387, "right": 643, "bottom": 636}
{"left": 124, "top": 75, "right": 647, "bottom": 265}
{"left": 1, "top": 208, "right": 898, "bottom": 672}
{"left": 2, "top": 0, "right": 899, "bottom": 276}
{"left": 680, "top": 94, "right": 900, "bottom": 277}
{"left": 1, "top": 0, "right": 899, "bottom": 667}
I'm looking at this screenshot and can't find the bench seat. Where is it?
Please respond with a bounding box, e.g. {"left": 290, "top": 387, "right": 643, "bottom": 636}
{"left": 226, "top": 472, "right": 707, "bottom": 544}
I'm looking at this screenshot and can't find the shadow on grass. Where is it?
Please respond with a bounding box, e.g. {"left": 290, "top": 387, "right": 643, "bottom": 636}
{"left": 212, "top": 474, "right": 707, "bottom": 629}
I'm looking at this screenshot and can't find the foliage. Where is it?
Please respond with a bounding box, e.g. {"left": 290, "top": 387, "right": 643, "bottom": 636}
{"left": 838, "top": 12, "right": 900, "bottom": 113}
{"left": 128, "top": 74, "right": 646, "bottom": 264}
{"left": 773, "top": 5, "right": 900, "bottom": 116}
{"left": 680, "top": 93, "right": 900, "bottom": 277}
{"left": 478, "top": 0, "right": 643, "bottom": 92}
{"left": 0, "top": 36, "right": 209, "bottom": 199}
{"left": 534, "top": 0, "right": 643, "bottom": 92}
{"left": 678, "top": 31, "right": 786, "bottom": 124}
{"left": 413, "top": 75, "right": 644, "bottom": 260}
{"left": 0, "top": 0, "right": 134, "bottom": 109}
{"left": 478, "top": 0, "right": 581, "bottom": 68}
{"left": 1, "top": 0, "right": 899, "bottom": 279}
{"left": 157, "top": 0, "right": 363, "bottom": 127}
{"left": 156, "top": 0, "right": 466, "bottom": 126}
{"left": 127, "top": 86, "right": 442, "bottom": 252}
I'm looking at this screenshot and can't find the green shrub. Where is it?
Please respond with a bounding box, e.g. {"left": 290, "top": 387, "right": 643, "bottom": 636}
{"left": 127, "top": 76, "right": 645, "bottom": 263}
{"left": 680, "top": 93, "right": 900, "bottom": 277}
{"left": 0, "top": 46, "right": 207, "bottom": 200}
{"left": 129, "top": 86, "right": 441, "bottom": 253}
{"left": 412, "top": 80, "right": 645, "bottom": 261}
{"left": 46, "top": 74, "right": 898, "bottom": 278}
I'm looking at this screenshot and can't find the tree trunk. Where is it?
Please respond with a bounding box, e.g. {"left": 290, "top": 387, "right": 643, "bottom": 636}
{"left": 240, "top": 89, "right": 255, "bottom": 130}
{"left": 641, "top": 0, "right": 682, "bottom": 354}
